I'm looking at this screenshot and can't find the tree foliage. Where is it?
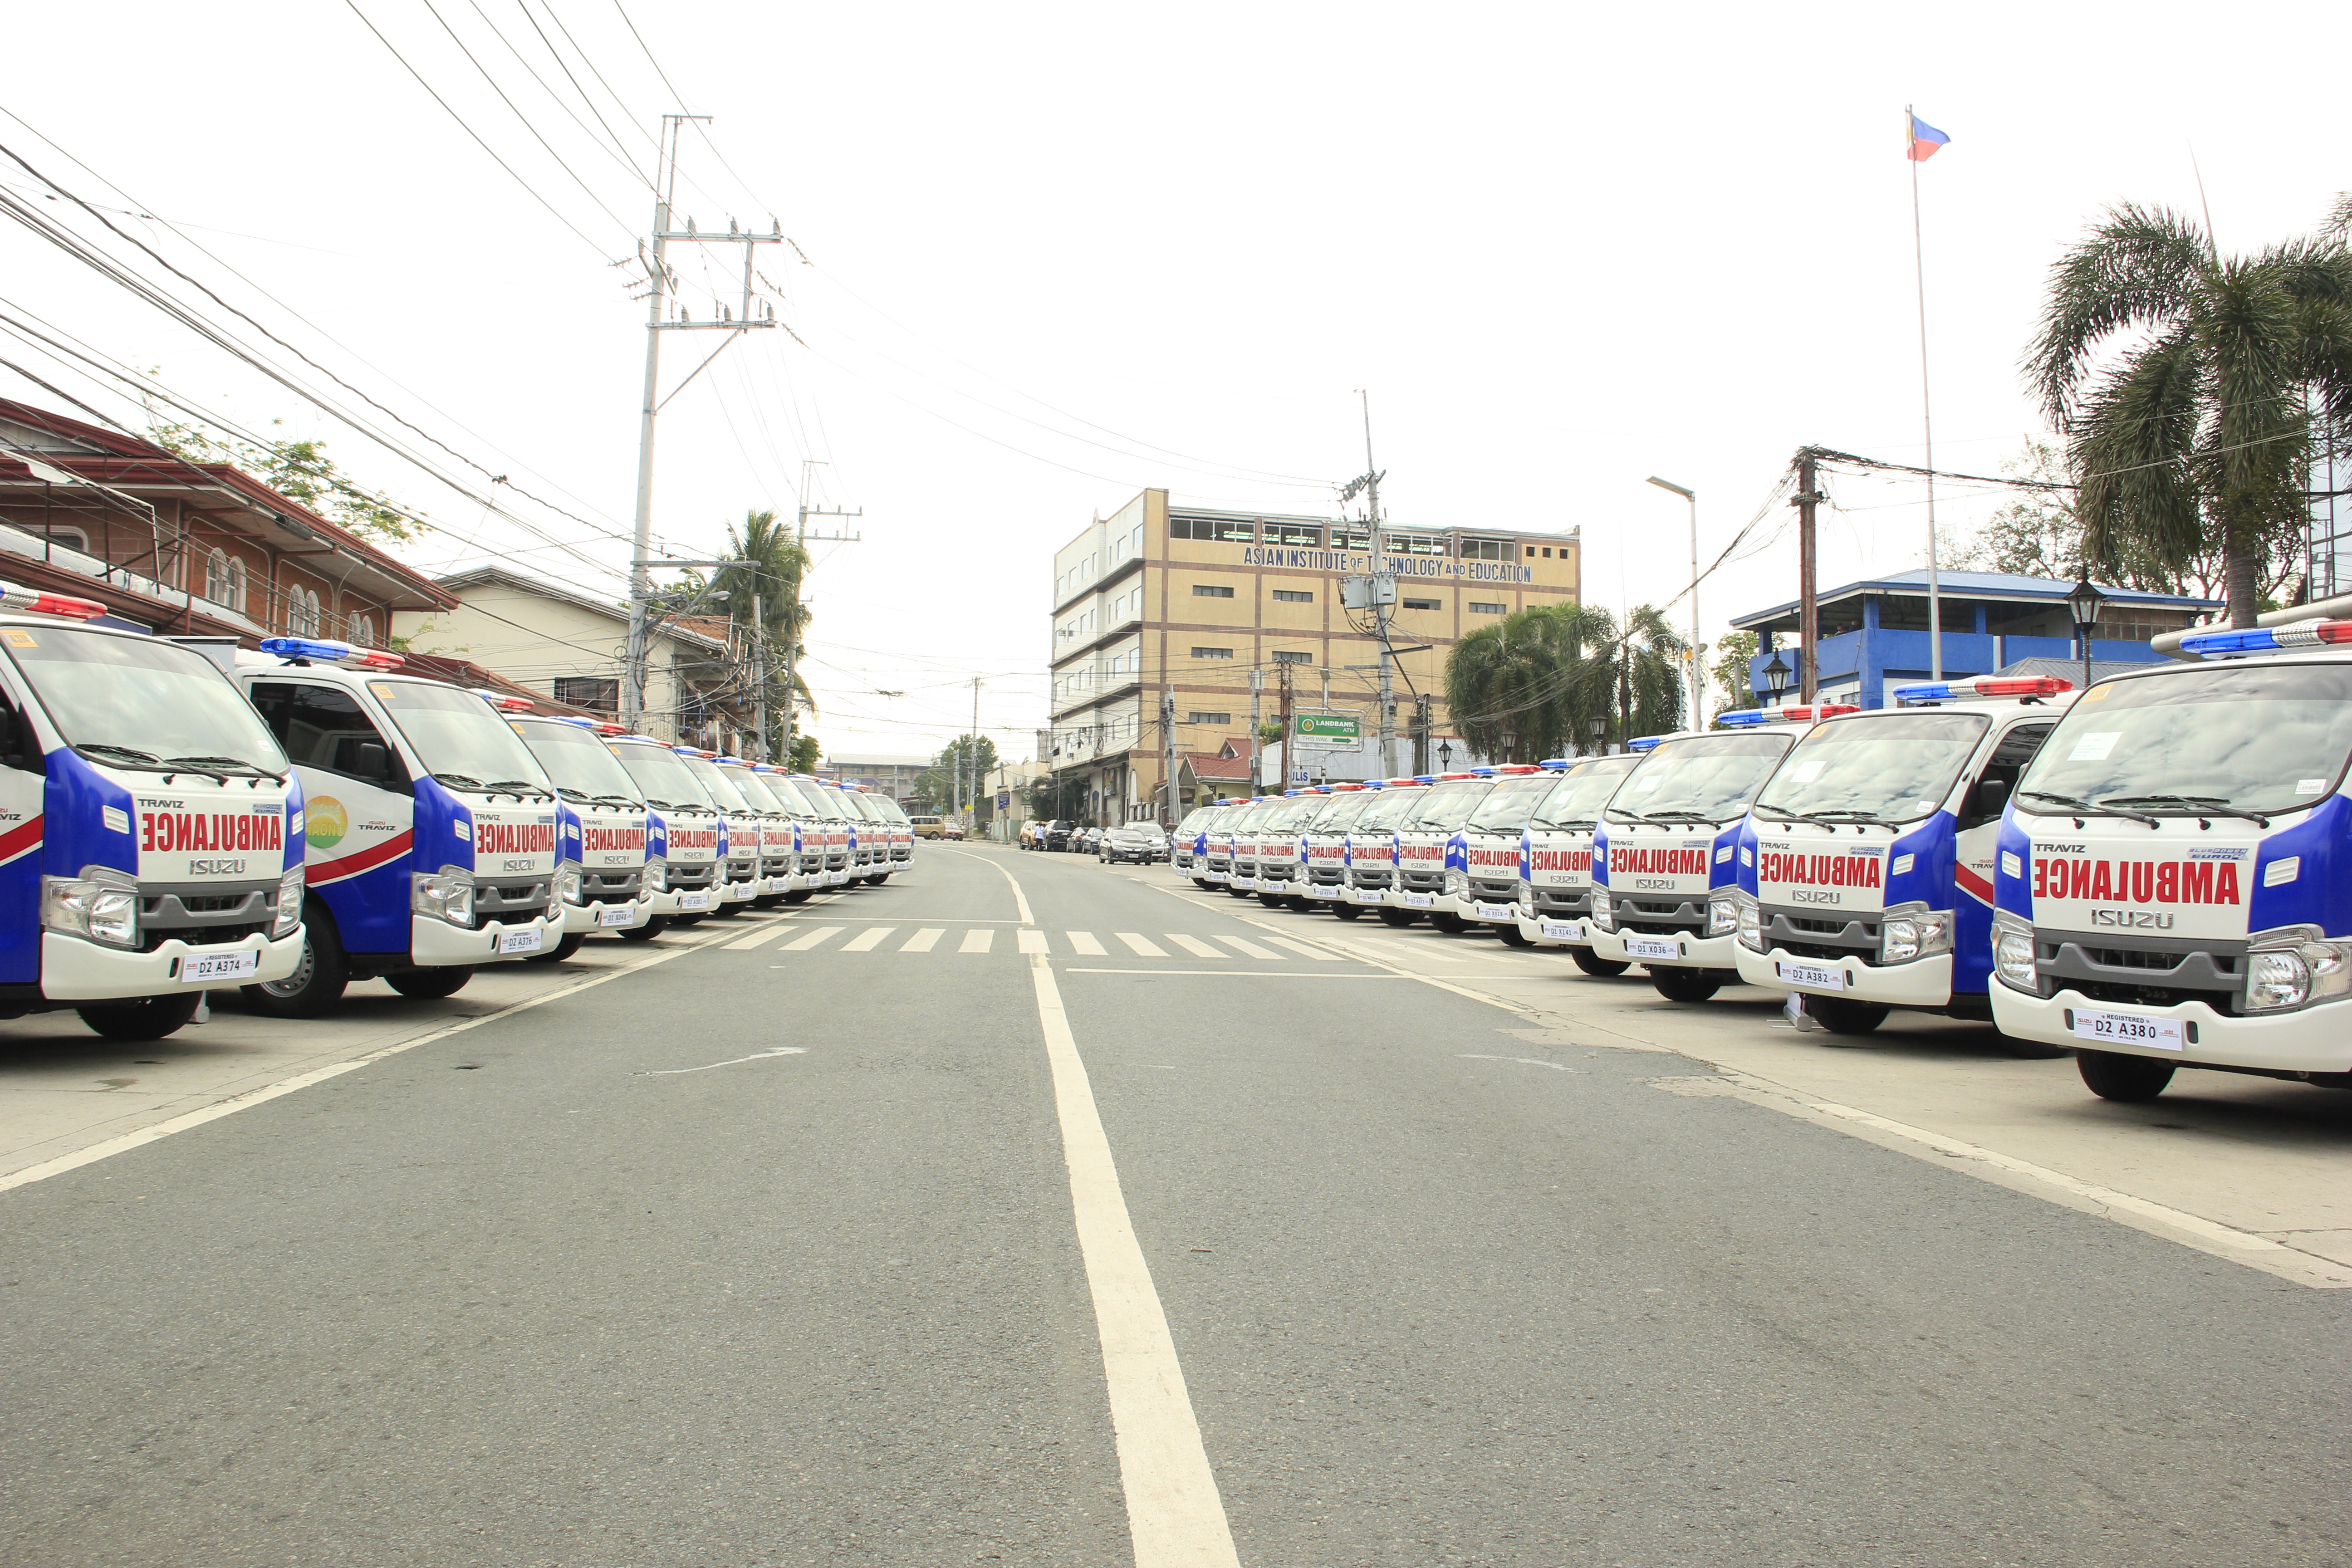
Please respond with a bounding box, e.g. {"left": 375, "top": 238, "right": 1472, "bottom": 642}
{"left": 1443, "top": 601, "right": 1686, "bottom": 760}
{"left": 2024, "top": 200, "right": 2352, "bottom": 626}
{"left": 659, "top": 508, "right": 817, "bottom": 761}
{"left": 788, "top": 734, "right": 820, "bottom": 773}
{"left": 917, "top": 735, "right": 999, "bottom": 813}
{"left": 1710, "top": 629, "right": 1761, "bottom": 710}
{"left": 146, "top": 413, "right": 423, "bottom": 544}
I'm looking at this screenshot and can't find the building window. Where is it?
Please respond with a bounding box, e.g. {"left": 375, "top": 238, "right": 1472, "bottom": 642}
{"left": 555, "top": 676, "right": 619, "bottom": 713}
{"left": 1543, "top": 547, "right": 1553, "bottom": 558}
{"left": 1187, "top": 711, "right": 1231, "bottom": 725}
{"left": 1271, "top": 589, "right": 1314, "bottom": 603}
{"left": 1191, "top": 583, "right": 1235, "bottom": 598}
{"left": 1191, "top": 646, "right": 1234, "bottom": 659}
{"left": 1525, "top": 545, "right": 1537, "bottom": 558}
{"left": 1332, "top": 527, "right": 1370, "bottom": 550}
{"left": 1468, "top": 601, "right": 1506, "bottom": 614}
{"left": 285, "top": 584, "right": 322, "bottom": 637}
{"left": 1459, "top": 537, "right": 1509, "bottom": 561}
{"left": 1170, "top": 516, "right": 1256, "bottom": 542}
{"left": 1266, "top": 522, "right": 1320, "bottom": 547}
{"left": 1387, "top": 532, "right": 1448, "bottom": 556}
{"left": 1271, "top": 651, "right": 1310, "bottom": 664}
{"left": 205, "top": 548, "right": 234, "bottom": 604}
{"left": 347, "top": 612, "right": 378, "bottom": 647}
{"left": 1401, "top": 597, "right": 1442, "bottom": 611}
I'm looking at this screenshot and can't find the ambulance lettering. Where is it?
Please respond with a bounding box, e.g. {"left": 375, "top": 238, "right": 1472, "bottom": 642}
{"left": 473, "top": 820, "right": 556, "bottom": 856}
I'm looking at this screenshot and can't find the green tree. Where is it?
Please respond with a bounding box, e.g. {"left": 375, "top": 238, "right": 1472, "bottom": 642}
{"left": 147, "top": 413, "right": 422, "bottom": 544}
{"left": 917, "top": 735, "right": 999, "bottom": 814}
{"left": 1710, "top": 629, "right": 1761, "bottom": 711}
{"left": 787, "top": 734, "right": 820, "bottom": 773}
{"left": 1443, "top": 601, "right": 1685, "bottom": 760}
{"left": 2025, "top": 196, "right": 2352, "bottom": 627}
{"left": 709, "top": 507, "right": 815, "bottom": 756}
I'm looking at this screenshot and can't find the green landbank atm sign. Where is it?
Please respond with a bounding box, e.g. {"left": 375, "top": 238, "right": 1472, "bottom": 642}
{"left": 1294, "top": 713, "right": 1362, "bottom": 742}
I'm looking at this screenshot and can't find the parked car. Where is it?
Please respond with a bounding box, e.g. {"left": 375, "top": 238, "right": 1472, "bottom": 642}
{"left": 1098, "top": 823, "right": 1166, "bottom": 864}
{"left": 907, "top": 813, "right": 948, "bottom": 839}
{"left": 1039, "top": 819, "right": 1078, "bottom": 852}
{"left": 1072, "top": 826, "right": 1104, "bottom": 856}
{"left": 938, "top": 820, "right": 967, "bottom": 841}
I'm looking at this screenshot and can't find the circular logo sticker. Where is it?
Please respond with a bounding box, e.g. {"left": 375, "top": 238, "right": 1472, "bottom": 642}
{"left": 307, "top": 796, "right": 348, "bottom": 849}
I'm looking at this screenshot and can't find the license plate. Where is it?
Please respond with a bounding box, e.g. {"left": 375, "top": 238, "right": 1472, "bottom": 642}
{"left": 1204, "top": 871, "right": 1227, "bottom": 882}
{"left": 182, "top": 949, "right": 260, "bottom": 982}
{"left": 1475, "top": 902, "right": 1518, "bottom": 921}
{"left": 1539, "top": 920, "right": 1582, "bottom": 941}
{"left": 1351, "top": 887, "right": 1385, "bottom": 904}
{"left": 1779, "top": 960, "right": 1845, "bottom": 991}
{"left": 1402, "top": 892, "right": 1433, "bottom": 909}
{"left": 497, "top": 928, "right": 544, "bottom": 955}
{"left": 1231, "top": 876, "right": 1255, "bottom": 889}
{"left": 2071, "top": 1007, "right": 2185, "bottom": 1051}
{"left": 1624, "top": 936, "right": 1680, "bottom": 961}
{"left": 678, "top": 891, "right": 712, "bottom": 911}
{"left": 830, "top": 870, "right": 849, "bottom": 884}
{"left": 597, "top": 905, "right": 635, "bottom": 927}
{"left": 1308, "top": 887, "right": 1338, "bottom": 899}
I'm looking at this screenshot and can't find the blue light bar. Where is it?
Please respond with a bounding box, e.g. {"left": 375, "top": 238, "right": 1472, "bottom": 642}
{"left": 1627, "top": 735, "right": 1667, "bottom": 752}
{"left": 1538, "top": 758, "right": 1571, "bottom": 769}
{"left": 2178, "top": 619, "right": 2352, "bottom": 658}
{"left": 1413, "top": 774, "right": 1437, "bottom": 784}
{"left": 1890, "top": 681, "right": 1959, "bottom": 703}
{"left": 1283, "top": 789, "right": 1302, "bottom": 796}
{"left": 1470, "top": 766, "right": 1497, "bottom": 776}
{"left": 1362, "top": 779, "right": 1385, "bottom": 789}
{"left": 1715, "top": 709, "right": 1770, "bottom": 727}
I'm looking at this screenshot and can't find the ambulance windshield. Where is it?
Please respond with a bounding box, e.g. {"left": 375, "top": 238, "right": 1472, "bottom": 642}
{"left": 1604, "top": 732, "right": 1796, "bottom": 824}
{"left": 1307, "top": 790, "right": 1377, "bottom": 832}
{"left": 1352, "top": 789, "right": 1425, "bottom": 832}
{"left": 1754, "top": 712, "right": 1989, "bottom": 826}
{"left": 1466, "top": 774, "right": 1559, "bottom": 832}
{"left": 1528, "top": 757, "right": 1639, "bottom": 830}
{"left": 2017, "top": 662, "right": 2352, "bottom": 818}
{"left": 8, "top": 625, "right": 286, "bottom": 777}
{"left": 513, "top": 721, "right": 641, "bottom": 805}
{"left": 610, "top": 744, "right": 712, "bottom": 813}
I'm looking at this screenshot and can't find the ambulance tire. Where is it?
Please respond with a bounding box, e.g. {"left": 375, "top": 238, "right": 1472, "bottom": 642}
{"left": 1808, "top": 998, "right": 1889, "bottom": 1035}
{"left": 76, "top": 992, "right": 203, "bottom": 1043}
{"left": 387, "top": 966, "right": 473, "bottom": 1000}
{"left": 1227, "top": 887, "right": 1255, "bottom": 899}
{"left": 1430, "top": 912, "right": 1470, "bottom": 934}
{"left": 672, "top": 913, "right": 706, "bottom": 926}
{"left": 1569, "top": 949, "right": 1630, "bottom": 977}
{"left": 1192, "top": 878, "right": 1211, "bottom": 889}
{"left": 242, "top": 907, "right": 350, "bottom": 1019}
{"left": 1377, "top": 908, "right": 1419, "bottom": 927}
{"left": 618, "top": 917, "right": 669, "bottom": 941}
{"left": 2076, "top": 1049, "right": 2175, "bottom": 1102}
{"left": 1257, "top": 892, "right": 1288, "bottom": 908}
{"left": 1496, "top": 925, "right": 1534, "bottom": 947}
{"left": 782, "top": 889, "right": 814, "bottom": 904}
{"left": 753, "top": 894, "right": 784, "bottom": 909}
{"left": 866, "top": 874, "right": 890, "bottom": 885}
{"left": 527, "top": 932, "right": 587, "bottom": 964}
{"left": 710, "top": 900, "right": 742, "bottom": 918}
{"left": 1647, "top": 967, "right": 1721, "bottom": 1004}
{"left": 1332, "top": 904, "right": 1364, "bottom": 921}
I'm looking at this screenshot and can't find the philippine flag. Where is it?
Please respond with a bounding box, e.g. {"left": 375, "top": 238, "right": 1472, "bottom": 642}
{"left": 1907, "top": 113, "right": 1951, "bottom": 162}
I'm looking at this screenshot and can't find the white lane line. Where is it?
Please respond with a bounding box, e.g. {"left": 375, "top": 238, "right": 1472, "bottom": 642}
{"left": 1116, "top": 933, "right": 1168, "bottom": 957}
{"left": 722, "top": 923, "right": 793, "bottom": 951}
{"left": 1460, "top": 1053, "right": 1584, "bottom": 1073}
{"left": 1067, "top": 970, "right": 1410, "bottom": 979}
{"left": 1068, "top": 931, "right": 1108, "bottom": 956}
{"left": 1166, "top": 934, "right": 1225, "bottom": 958}
{"left": 0, "top": 923, "right": 746, "bottom": 1197}
{"left": 1210, "top": 934, "right": 1282, "bottom": 960}
{"left": 840, "top": 927, "right": 896, "bottom": 952}
{"left": 780, "top": 926, "right": 845, "bottom": 952}
{"left": 1259, "top": 935, "right": 1343, "bottom": 962}
{"left": 901, "top": 928, "right": 946, "bottom": 953}
{"left": 636, "top": 1046, "right": 807, "bottom": 1076}
{"left": 959, "top": 928, "right": 995, "bottom": 954}
{"left": 1025, "top": 954, "right": 1240, "bottom": 1567}
{"left": 1017, "top": 928, "right": 1052, "bottom": 955}
{"left": 935, "top": 846, "right": 1034, "bottom": 925}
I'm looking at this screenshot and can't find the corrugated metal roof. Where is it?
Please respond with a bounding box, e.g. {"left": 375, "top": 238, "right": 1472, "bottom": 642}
{"left": 1733, "top": 568, "right": 2222, "bottom": 628}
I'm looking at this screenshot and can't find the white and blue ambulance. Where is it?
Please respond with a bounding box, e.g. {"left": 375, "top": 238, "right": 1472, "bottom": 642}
{"left": 1587, "top": 724, "right": 1803, "bottom": 1001}
{"left": 1390, "top": 772, "right": 1492, "bottom": 930}
{"left": 671, "top": 749, "right": 760, "bottom": 913}
{"left": 1989, "top": 619, "right": 2352, "bottom": 1100}
{"left": 505, "top": 711, "right": 655, "bottom": 957}
{"left": 750, "top": 766, "right": 824, "bottom": 900}
{"left": 1511, "top": 754, "right": 1642, "bottom": 973}
{"left": 1450, "top": 764, "right": 1554, "bottom": 941}
{"left": 1728, "top": 678, "right": 2076, "bottom": 1034}
{"left": 234, "top": 638, "right": 559, "bottom": 1015}
{"left": 1342, "top": 777, "right": 1427, "bottom": 916}
{"left": 1298, "top": 783, "right": 1376, "bottom": 909}
{"left": 711, "top": 757, "right": 793, "bottom": 905}
{"left": 603, "top": 734, "right": 721, "bottom": 926}
{"left": 0, "top": 587, "right": 306, "bottom": 1040}
{"left": 1251, "top": 788, "right": 1326, "bottom": 906}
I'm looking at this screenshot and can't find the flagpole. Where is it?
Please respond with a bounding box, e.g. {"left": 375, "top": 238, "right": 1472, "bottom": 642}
{"left": 1908, "top": 103, "right": 1942, "bottom": 681}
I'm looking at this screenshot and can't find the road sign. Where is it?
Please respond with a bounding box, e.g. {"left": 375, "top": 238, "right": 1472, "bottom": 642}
{"left": 1294, "top": 713, "right": 1362, "bottom": 741}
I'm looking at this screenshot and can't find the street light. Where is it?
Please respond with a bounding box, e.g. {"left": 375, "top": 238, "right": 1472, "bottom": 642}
{"left": 1437, "top": 739, "right": 1454, "bottom": 770}
{"left": 2066, "top": 575, "right": 2105, "bottom": 693}
{"left": 1589, "top": 714, "right": 1607, "bottom": 756}
{"left": 1647, "top": 475, "right": 1701, "bottom": 727}
{"left": 1762, "top": 649, "right": 1791, "bottom": 702}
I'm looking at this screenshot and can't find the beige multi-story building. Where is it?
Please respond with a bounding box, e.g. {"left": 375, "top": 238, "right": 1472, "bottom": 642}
{"left": 1048, "top": 488, "right": 1581, "bottom": 824}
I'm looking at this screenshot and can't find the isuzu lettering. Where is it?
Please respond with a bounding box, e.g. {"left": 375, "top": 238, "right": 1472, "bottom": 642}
{"left": 236, "top": 637, "right": 559, "bottom": 1015}
{"left": 1588, "top": 725, "right": 1802, "bottom": 1001}
{"left": 506, "top": 711, "right": 655, "bottom": 957}
{"left": 1298, "top": 783, "right": 1375, "bottom": 907}
{"left": 0, "top": 588, "right": 306, "bottom": 1041}
{"left": 603, "top": 735, "right": 722, "bottom": 925}
{"left": 1389, "top": 773, "right": 1493, "bottom": 930}
{"left": 1343, "top": 778, "right": 1427, "bottom": 915}
{"left": 1450, "top": 764, "right": 1554, "bottom": 942}
{"left": 1730, "top": 680, "right": 2075, "bottom": 1034}
{"left": 1989, "top": 620, "right": 2352, "bottom": 1101}
{"left": 1511, "top": 754, "right": 1641, "bottom": 972}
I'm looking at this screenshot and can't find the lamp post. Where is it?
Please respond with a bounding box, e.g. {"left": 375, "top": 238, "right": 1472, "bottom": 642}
{"left": 2066, "top": 575, "right": 2105, "bottom": 693}
{"left": 1437, "top": 739, "right": 1454, "bottom": 770}
{"left": 1589, "top": 714, "right": 1607, "bottom": 756}
{"left": 1647, "top": 475, "right": 1701, "bottom": 727}
{"left": 1762, "top": 649, "right": 1791, "bottom": 703}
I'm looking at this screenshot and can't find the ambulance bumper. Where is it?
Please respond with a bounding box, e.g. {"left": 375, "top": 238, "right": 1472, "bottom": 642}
{"left": 411, "top": 911, "right": 550, "bottom": 966}
{"left": 39, "top": 928, "right": 305, "bottom": 1000}
{"left": 1990, "top": 985, "right": 2352, "bottom": 1076}
{"left": 562, "top": 895, "right": 652, "bottom": 935}
{"left": 1515, "top": 913, "right": 1596, "bottom": 949}
{"left": 1589, "top": 928, "right": 1741, "bottom": 970}
{"left": 1734, "top": 946, "right": 1954, "bottom": 1008}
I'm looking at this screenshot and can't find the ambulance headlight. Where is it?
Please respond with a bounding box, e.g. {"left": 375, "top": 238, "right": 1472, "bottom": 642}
{"left": 555, "top": 864, "right": 583, "bottom": 906}
{"left": 42, "top": 868, "right": 140, "bottom": 949}
{"left": 412, "top": 866, "right": 474, "bottom": 926}
{"left": 1707, "top": 892, "right": 1741, "bottom": 937}
{"left": 2244, "top": 929, "right": 2352, "bottom": 1012}
{"left": 1589, "top": 886, "right": 1614, "bottom": 932}
{"left": 642, "top": 857, "right": 667, "bottom": 894}
{"left": 1736, "top": 893, "right": 1764, "bottom": 953}
{"left": 272, "top": 866, "right": 306, "bottom": 938}
{"left": 1516, "top": 877, "right": 1533, "bottom": 905}
{"left": 1880, "top": 904, "right": 1954, "bottom": 965}
{"left": 1992, "top": 911, "right": 2037, "bottom": 992}
{"left": 1444, "top": 868, "right": 1469, "bottom": 897}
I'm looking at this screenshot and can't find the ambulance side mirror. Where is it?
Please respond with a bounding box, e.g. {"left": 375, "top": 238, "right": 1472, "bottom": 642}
{"left": 0, "top": 703, "right": 34, "bottom": 772}
{"left": 1975, "top": 778, "right": 2009, "bottom": 819}
{"left": 355, "top": 741, "right": 391, "bottom": 782}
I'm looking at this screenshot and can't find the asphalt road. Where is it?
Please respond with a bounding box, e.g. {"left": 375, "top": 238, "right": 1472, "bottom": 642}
{"left": 0, "top": 844, "right": 2345, "bottom": 1567}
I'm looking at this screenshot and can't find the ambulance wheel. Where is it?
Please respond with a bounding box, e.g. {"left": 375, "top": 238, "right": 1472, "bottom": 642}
{"left": 1227, "top": 887, "right": 1255, "bottom": 899}
{"left": 1332, "top": 904, "right": 1364, "bottom": 921}
{"left": 242, "top": 910, "right": 349, "bottom": 1019}
{"left": 527, "top": 932, "right": 587, "bottom": 964}
{"left": 618, "top": 916, "right": 669, "bottom": 941}
{"left": 1430, "top": 912, "right": 1471, "bottom": 934}
{"left": 1378, "top": 908, "right": 1419, "bottom": 927}
{"left": 76, "top": 993, "right": 202, "bottom": 1043}
{"left": 1192, "top": 878, "right": 1211, "bottom": 889}
{"left": 1808, "top": 997, "right": 1889, "bottom": 1035}
{"left": 386, "top": 967, "right": 473, "bottom": 1000}
{"left": 752, "top": 894, "right": 784, "bottom": 909}
{"left": 866, "top": 873, "right": 890, "bottom": 885}
{"left": 710, "top": 900, "right": 742, "bottom": 918}
{"left": 1648, "top": 967, "right": 1720, "bottom": 1004}
{"left": 2077, "top": 1049, "right": 2174, "bottom": 1102}
{"left": 1569, "top": 949, "right": 1630, "bottom": 977}
{"left": 1288, "top": 895, "right": 1314, "bottom": 911}
{"left": 782, "top": 889, "right": 813, "bottom": 904}
{"left": 1496, "top": 924, "right": 1534, "bottom": 947}
{"left": 672, "top": 913, "right": 706, "bottom": 926}
{"left": 1258, "top": 892, "right": 1288, "bottom": 908}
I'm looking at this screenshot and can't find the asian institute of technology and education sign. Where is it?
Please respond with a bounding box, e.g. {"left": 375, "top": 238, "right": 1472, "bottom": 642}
{"left": 1237, "top": 542, "right": 1537, "bottom": 583}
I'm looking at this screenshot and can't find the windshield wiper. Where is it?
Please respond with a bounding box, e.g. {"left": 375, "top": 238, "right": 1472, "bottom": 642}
{"left": 1533, "top": 817, "right": 1599, "bottom": 832}
{"left": 2099, "top": 794, "right": 2271, "bottom": 827}
{"left": 1776, "top": 808, "right": 1905, "bottom": 831}
{"left": 593, "top": 793, "right": 641, "bottom": 808}
{"left": 165, "top": 754, "right": 281, "bottom": 779}
{"left": 431, "top": 772, "right": 487, "bottom": 791}
{"left": 484, "top": 779, "right": 552, "bottom": 801}
{"left": 1625, "top": 808, "right": 1720, "bottom": 824}
{"left": 2018, "top": 789, "right": 2159, "bottom": 828}
{"left": 74, "top": 741, "right": 164, "bottom": 768}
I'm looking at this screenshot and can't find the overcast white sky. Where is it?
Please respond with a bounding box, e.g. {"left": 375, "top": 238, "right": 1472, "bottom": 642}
{"left": 4, "top": 2, "right": 2342, "bottom": 759}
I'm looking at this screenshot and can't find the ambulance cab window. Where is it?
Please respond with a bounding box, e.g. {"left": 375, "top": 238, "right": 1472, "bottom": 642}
{"left": 249, "top": 681, "right": 406, "bottom": 789}
{"left": 1960, "top": 721, "right": 2055, "bottom": 829}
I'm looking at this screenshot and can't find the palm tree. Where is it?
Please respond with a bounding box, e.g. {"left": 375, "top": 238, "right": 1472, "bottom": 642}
{"left": 2026, "top": 198, "right": 2352, "bottom": 627}
{"left": 1443, "top": 601, "right": 1686, "bottom": 760}
{"left": 709, "top": 508, "right": 815, "bottom": 757}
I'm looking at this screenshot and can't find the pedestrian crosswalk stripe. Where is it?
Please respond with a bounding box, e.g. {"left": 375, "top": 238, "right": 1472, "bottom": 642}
{"left": 1115, "top": 932, "right": 1166, "bottom": 957}
{"left": 1259, "top": 934, "right": 1344, "bottom": 962}
{"left": 841, "top": 927, "right": 895, "bottom": 952}
{"left": 1068, "top": 931, "right": 1107, "bottom": 956}
{"left": 1166, "top": 934, "right": 1224, "bottom": 958}
{"left": 959, "top": 928, "right": 995, "bottom": 954}
{"left": 723, "top": 923, "right": 792, "bottom": 951}
{"left": 780, "top": 926, "right": 844, "bottom": 951}
{"left": 902, "top": 928, "right": 946, "bottom": 952}
{"left": 1213, "top": 934, "right": 1280, "bottom": 960}
{"left": 1017, "top": 929, "right": 1050, "bottom": 954}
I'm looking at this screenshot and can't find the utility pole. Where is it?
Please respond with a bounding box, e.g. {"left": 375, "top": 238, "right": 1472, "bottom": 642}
{"left": 1414, "top": 694, "right": 1432, "bottom": 774}
{"left": 966, "top": 676, "right": 983, "bottom": 833}
{"left": 1362, "top": 395, "right": 1394, "bottom": 779}
{"left": 1247, "top": 667, "right": 1264, "bottom": 794}
{"left": 1161, "top": 690, "right": 1179, "bottom": 825}
{"left": 622, "top": 115, "right": 780, "bottom": 734}
{"left": 1276, "top": 662, "right": 1294, "bottom": 787}
{"left": 1793, "top": 448, "right": 1822, "bottom": 703}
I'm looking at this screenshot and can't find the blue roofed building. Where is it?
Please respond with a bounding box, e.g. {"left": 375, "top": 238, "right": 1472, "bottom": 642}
{"left": 1730, "top": 569, "right": 2221, "bottom": 709}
